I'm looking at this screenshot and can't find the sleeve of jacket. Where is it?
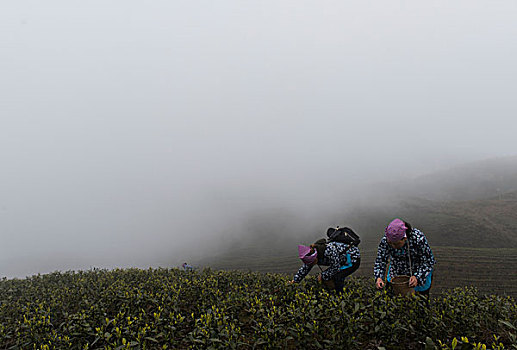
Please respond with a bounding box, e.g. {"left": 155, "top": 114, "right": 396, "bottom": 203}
{"left": 374, "top": 237, "right": 389, "bottom": 280}
{"left": 413, "top": 232, "right": 436, "bottom": 285}
{"left": 321, "top": 243, "right": 343, "bottom": 281}
{"left": 293, "top": 264, "right": 314, "bottom": 283}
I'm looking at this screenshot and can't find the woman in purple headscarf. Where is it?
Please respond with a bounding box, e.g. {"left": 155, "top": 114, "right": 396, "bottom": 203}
{"left": 374, "top": 219, "right": 436, "bottom": 297}
{"left": 290, "top": 238, "right": 361, "bottom": 293}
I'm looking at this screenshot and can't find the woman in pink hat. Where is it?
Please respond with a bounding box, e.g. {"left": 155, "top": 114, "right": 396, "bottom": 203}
{"left": 374, "top": 219, "right": 435, "bottom": 297}
{"left": 290, "top": 238, "right": 361, "bottom": 293}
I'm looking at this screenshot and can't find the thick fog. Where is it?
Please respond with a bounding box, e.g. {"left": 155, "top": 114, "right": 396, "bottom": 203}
{"left": 1, "top": 1, "right": 516, "bottom": 277}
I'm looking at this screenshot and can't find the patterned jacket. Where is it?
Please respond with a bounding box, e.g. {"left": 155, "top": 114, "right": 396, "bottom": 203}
{"left": 373, "top": 228, "right": 435, "bottom": 286}
{"left": 294, "top": 242, "right": 360, "bottom": 283}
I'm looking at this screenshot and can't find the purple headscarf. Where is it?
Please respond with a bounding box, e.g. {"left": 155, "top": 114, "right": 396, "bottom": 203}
{"left": 385, "top": 219, "right": 407, "bottom": 242}
{"left": 298, "top": 245, "right": 318, "bottom": 265}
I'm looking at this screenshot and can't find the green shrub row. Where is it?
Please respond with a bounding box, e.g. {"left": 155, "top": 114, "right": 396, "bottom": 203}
{"left": 0, "top": 268, "right": 515, "bottom": 349}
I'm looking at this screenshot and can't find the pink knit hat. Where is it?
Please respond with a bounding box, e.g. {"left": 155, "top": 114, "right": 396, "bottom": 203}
{"left": 298, "top": 245, "right": 318, "bottom": 265}
{"left": 385, "top": 219, "right": 407, "bottom": 242}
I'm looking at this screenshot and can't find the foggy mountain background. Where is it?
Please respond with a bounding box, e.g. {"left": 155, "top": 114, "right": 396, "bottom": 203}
{"left": 198, "top": 156, "right": 517, "bottom": 259}
{"left": 1, "top": 1, "right": 517, "bottom": 278}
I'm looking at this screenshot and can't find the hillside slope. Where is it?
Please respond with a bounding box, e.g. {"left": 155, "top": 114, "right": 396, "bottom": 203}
{"left": 195, "top": 157, "right": 517, "bottom": 297}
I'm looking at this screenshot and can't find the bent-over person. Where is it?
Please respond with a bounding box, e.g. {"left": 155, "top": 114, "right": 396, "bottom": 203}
{"left": 291, "top": 239, "right": 360, "bottom": 293}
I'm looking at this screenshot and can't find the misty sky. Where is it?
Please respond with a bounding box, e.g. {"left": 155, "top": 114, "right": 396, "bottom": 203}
{"left": 1, "top": 1, "right": 516, "bottom": 277}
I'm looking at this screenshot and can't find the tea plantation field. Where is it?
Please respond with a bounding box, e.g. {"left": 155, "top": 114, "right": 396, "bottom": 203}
{"left": 1, "top": 268, "right": 516, "bottom": 349}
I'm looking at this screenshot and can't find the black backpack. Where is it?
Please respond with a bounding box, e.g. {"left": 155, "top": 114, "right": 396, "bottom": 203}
{"left": 326, "top": 226, "right": 361, "bottom": 246}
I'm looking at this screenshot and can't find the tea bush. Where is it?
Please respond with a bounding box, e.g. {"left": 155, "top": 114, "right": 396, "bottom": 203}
{"left": 0, "top": 268, "right": 515, "bottom": 349}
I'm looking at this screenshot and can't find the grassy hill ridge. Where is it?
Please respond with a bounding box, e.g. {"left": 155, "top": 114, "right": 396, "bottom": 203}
{"left": 384, "top": 155, "right": 517, "bottom": 202}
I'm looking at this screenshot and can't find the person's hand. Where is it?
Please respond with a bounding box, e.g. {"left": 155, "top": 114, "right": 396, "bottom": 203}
{"left": 376, "top": 278, "right": 385, "bottom": 290}
{"left": 317, "top": 274, "right": 322, "bottom": 282}
{"left": 288, "top": 280, "right": 295, "bottom": 285}
{"left": 409, "top": 276, "right": 418, "bottom": 287}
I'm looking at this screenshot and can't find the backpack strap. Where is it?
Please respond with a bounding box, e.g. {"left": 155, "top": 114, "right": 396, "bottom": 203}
{"left": 406, "top": 231, "right": 413, "bottom": 278}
